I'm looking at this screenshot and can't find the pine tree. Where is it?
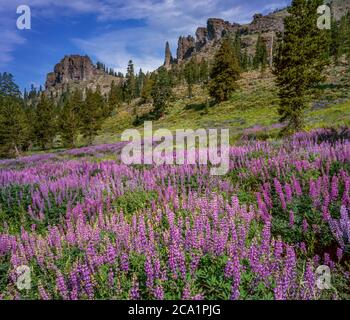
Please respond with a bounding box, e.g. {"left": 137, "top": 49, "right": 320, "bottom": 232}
{"left": 151, "top": 67, "right": 172, "bottom": 119}
{"left": 233, "top": 33, "right": 242, "bottom": 69}
{"left": 0, "top": 73, "right": 28, "bottom": 157}
{"left": 241, "top": 49, "right": 249, "bottom": 71}
{"left": 125, "top": 60, "right": 136, "bottom": 103}
{"left": 253, "top": 34, "right": 268, "bottom": 71}
{"left": 34, "top": 94, "right": 57, "bottom": 149}
{"left": 59, "top": 89, "right": 82, "bottom": 148}
{"left": 199, "top": 59, "right": 209, "bottom": 83}
{"left": 273, "top": 0, "right": 330, "bottom": 134}
{"left": 80, "top": 88, "right": 104, "bottom": 145}
{"left": 208, "top": 37, "right": 241, "bottom": 102}
{"left": 108, "top": 81, "right": 122, "bottom": 115}
{"left": 0, "top": 97, "right": 27, "bottom": 157}
{"left": 136, "top": 69, "right": 145, "bottom": 98}
{"left": 0, "top": 72, "right": 21, "bottom": 98}
{"left": 184, "top": 58, "right": 197, "bottom": 98}
{"left": 141, "top": 73, "right": 155, "bottom": 103}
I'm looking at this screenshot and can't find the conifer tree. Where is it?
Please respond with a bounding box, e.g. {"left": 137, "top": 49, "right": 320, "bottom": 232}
{"left": 59, "top": 89, "right": 82, "bottom": 148}
{"left": 0, "top": 73, "right": 29, "bottom": 157}
{"left": 208, "top": 37, "right": 241, "bottom": 102}
{"left": 34, "top": 93, "right": 57, "bottom": 149}
{"left": 273, "top": 0, "right": 330, "bottom": 134}
{"left": 184, "top": 58, "right": 197, "bottom": 98}
{"left": 108, "top": 81, "right": 122, "bottom": 115}
{"left": 253, "top": 34, "right": 268, "bottom": 71}
{"left": 80, "top": 88, "right": 104, "bottom": 145}
{"left": 241, "top": 49, "right": 250, "bottom": 71}
{"left": 141, "top": 74, "right": 155, "bottom": 103}
{"left": 233, "top": 33, "right": 242, "bottom": 69}
{"left": 199, "top": 59, "right": 209, "bottom": 83}
{"left": 151, "top": 67, "right": 172, "bottom": 119}
{"left": 125, "top": 60, "right": 136, "bottom": 103}
{"left": 0, "top": 73, "right": 21, "bottom": 98}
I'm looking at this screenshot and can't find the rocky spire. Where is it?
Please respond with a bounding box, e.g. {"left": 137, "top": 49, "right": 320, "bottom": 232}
{"left": 164, "top": 41, "right": 173, "bottom": 70}
{"left": 177, "top": 36, "right": 196, "bottom": 61}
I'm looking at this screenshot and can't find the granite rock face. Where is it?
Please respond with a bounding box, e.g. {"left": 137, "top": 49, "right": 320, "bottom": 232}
{"left": 44, "top": 55, "right": 122, "bottom": 99}
{"left": 177, "top": 36, "right": 196, "bottom": 61}
{"left": 45, "top": 55, "right": 103, "bottom": 89}
{"left": 207, "top": 18, "right": 240, "bottom": 41}
{"left": 166, "top": 9, "right": 288, "bottom": 67}
{"left": 246, "top": 12, "right": 286, "bottom": 33}
{"left": 330, "top": 0, "right": 350, "bottom": 20}
{"left": 164, "top": 41, "right": 174, "bottom": 69}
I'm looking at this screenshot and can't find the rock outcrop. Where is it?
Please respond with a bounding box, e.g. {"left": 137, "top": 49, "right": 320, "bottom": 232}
{"left": 45, "top": 55, "right": 103, "bottom": 89}
{"left": 44, "top": 55, "right": 121, "bottom": 99}
{"left": 207, "top": 18, "right": 240, "bottom": 41}
{"left": 177, "top": 36, "right": 196, "bottom": 61}
{"left": 164, "top": 41, "right": 174, "bottom": 70}
{"left": 330, "top": 0, "right": 350, "bottom": 21}
{"left": 166, "top": 9, "right": 288, "bottom": 67}
{"left": 245, "top": 12, "right": 286, "bottom": 33}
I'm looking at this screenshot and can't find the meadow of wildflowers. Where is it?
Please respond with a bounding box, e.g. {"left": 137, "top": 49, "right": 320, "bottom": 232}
{"left": 0, "top": 128, "right": 349, "bottom": 300}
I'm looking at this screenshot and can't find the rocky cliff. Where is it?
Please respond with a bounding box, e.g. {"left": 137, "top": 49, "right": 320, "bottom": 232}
{"left": 165, "top": 9, "right": 288, "bottom": 67}
{"left": 45, "top": 55, "right": 121, "bottom": 98}
{"left": 165, "top": 1, "right": 350, "bottom": 67}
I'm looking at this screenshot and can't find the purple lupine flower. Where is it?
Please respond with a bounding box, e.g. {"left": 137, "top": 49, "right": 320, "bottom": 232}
{"left": 302, "top": 219, "right": 309, "bottom": 233}
{"left": 130, "top": 275, "right": 140, "bottom": 300}
{"left": 56, "top": 271, "right": 69, "bottom": 300}
{"left": 274, "top": 178, "right": 287, "bottom": 211}
{"left": 289, "top": 211, "right": 295, "bottom": 227}
{"left": 38, "top": 283, "right": 51, "bottom": 300}
{"left": 331, "top": 176, "right": 339, "bottom": 201}
{"left": 285, "top": 183, "right": 293, "bottom": 203}
{"left": 336, "top": 248, "right": 343, "bottom": 262}
{"left": 182, "top": 282, "right": 191, "bottom": 300}
{"left": 153, "top": 284, "right": 165, "bottom": 300}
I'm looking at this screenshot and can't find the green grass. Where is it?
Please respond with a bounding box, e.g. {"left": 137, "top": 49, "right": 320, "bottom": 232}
{"left": 96, "top": 67, "right": 350, "bottom": 145}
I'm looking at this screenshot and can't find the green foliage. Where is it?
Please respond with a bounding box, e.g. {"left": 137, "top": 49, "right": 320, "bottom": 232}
{"left": 125, "top": 60, "right": 136, "bottom": 103}
{"left": 208, "top": 37, "right": 241, "bottom": 102}
{"left": 113, "top": 190, "right": 158, "bottom": 215}
{"left": 80, "top": 87, "right": 105, "bottom": 145}
{"left": 273, "top": 0, "right": 330, "bottom": 134}
{"left": 34, "top": 94, "right": 57, "bottom": 149}
{"left": 253, "top": 34, "right": 268, "bottom": 71}
{"left": 59, "top": 89, "right": 83, "bottom": 148}
{"left": 330, "top": 13, "right": 350, "bottom": 63}
{"left": 141, "top": 73, "right": 155, "bottom": 103}
{"left": 150, "top": 67, "right": 173, "bottom": 119}
{"left": 184, "top": 58, "right": 198, "bottom": 98}
{"left": 0, "top": 73, "right": 31, "bottom": 158}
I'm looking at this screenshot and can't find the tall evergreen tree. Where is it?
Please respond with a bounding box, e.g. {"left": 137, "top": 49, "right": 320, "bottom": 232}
{"left": 184, "top": 58, "right": 197, "bottom": 98}
{"left": 253, "top": 34, "right": 268, "bottom": 71}
{"left": 108, "top": 80, "right": 122, "bottom": 115}
{"left": 273, "top": 0, "right": 330, "bottom": 134}
{"left": 59, "top": 89, "right": 82, "bottom": 148}
{"left": 80, "top": 88, "right": 104, "bottom": 145}
{"left": 34, "top": 94, "right": 57, "bottom": 149}
{"left": 151, "top": 67, "right": 172, "bottom": 119}
{"left": 0, "top": 97, "right": 28, "bottom": 157}
{"left": 125, "top": 60, "right": 136, "bottom": 103}
{"left": 208, "top": 37, "right": 241, "bottom": 102}
{"left": 0, "top": 72, "right": 21, "bottom": 98}
{"left": 0, "top": 73, "right": 28, "bottom": 157}
{"left": 199, "top": 59, "right": 209, "bottom": 83}
{"left": 141, "top": 73, "right": 155, "bottom": 103}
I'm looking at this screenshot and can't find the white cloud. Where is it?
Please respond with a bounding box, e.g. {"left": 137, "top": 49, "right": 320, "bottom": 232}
{"left": 0, "top": 0, "right": 290, "bottom": 72}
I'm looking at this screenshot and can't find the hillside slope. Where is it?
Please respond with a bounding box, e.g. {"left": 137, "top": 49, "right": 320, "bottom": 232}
{"left": 96, "top": 62, "right": 350, "bottom": 145}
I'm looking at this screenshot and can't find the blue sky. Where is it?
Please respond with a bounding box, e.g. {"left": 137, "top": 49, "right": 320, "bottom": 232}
{"left": 0, "top": 0, "right": 290, "bottom": 91}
